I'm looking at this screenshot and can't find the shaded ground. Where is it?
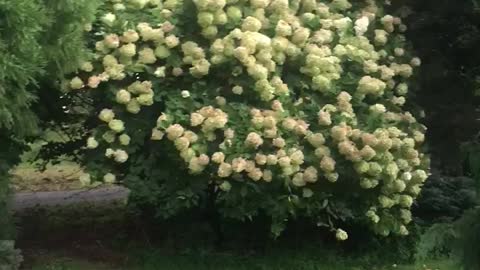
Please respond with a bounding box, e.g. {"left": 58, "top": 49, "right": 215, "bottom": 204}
{"left": 27, "top": 251, "right": 117, "bottom": 270}
{"left": 24, "top": 248, "right": 456, "bottom": 270}
{"left": 15, "top": 200, "right": 132, "bottom": 270}
{"left": 10, "top": 161, "right": 456, "bottom": 270}
{"left": 14, "top": 200, "right": 457, "bottom": 270}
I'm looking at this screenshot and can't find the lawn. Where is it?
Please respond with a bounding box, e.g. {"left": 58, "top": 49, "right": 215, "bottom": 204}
{"left": 29, "top": 252, "right": 456, "bottom": 270}
{"left": 10, "top": 134, "right": 87, "bottom": 192}
{"left": 11, "top": 161, "right": 85, "bottom": 192}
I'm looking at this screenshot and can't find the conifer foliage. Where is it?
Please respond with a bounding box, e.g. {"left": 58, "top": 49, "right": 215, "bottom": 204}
{"left": 0, "top": 0, "right": 100, "bottom": 268}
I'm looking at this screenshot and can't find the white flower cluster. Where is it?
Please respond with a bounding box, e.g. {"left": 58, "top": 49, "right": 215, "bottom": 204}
{"left": 190, "top": 106, "right": 228, "bottom": 138}
{"left": 77, "top": 0, "right": 428, "bottom": 239}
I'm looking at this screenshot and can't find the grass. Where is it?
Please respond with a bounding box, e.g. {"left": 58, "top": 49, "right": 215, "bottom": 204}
{"left": 11, "top": 161, "right": 85, "bottom": 192}
{"left": 28, "top": 251, "right": 457, "bottom": 270}
{"left": 31, "top": 260, "right": 113, "bottom": 270}
{"left": 131, "top": 251, "right": 457, "bottom": 270}
{"left": 10, "top": 134, "right": 89, "bottom": 192}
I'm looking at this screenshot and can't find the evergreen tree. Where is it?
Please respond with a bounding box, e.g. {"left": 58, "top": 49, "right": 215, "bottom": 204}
{"left": 0, "top": 0, "right": 100, "bottom": 268}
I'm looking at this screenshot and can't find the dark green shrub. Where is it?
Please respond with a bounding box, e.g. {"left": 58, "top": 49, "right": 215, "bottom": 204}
{"left": 0, "top": 241, "right": 23, "bottom": 270}
{"left": 413, "top": 173, "right": 477, "bottom": 225}
{"left": 456, "top": 207, "right": 480, "bottom": 270}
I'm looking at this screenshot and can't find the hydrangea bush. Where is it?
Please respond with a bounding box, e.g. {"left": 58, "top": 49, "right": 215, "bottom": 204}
{"left": 71, "top": 0, "right": 429, "bottom": 239}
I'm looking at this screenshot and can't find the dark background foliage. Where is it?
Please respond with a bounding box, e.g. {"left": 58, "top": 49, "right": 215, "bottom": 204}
{"left": 413, "top": 173, "right": 476, "bottom": 224}
{"left": 396, "top": 0, "right": 480, "bottom": 174}
{"left": 390, "top": 1, "right": 480, "bottom": 268}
